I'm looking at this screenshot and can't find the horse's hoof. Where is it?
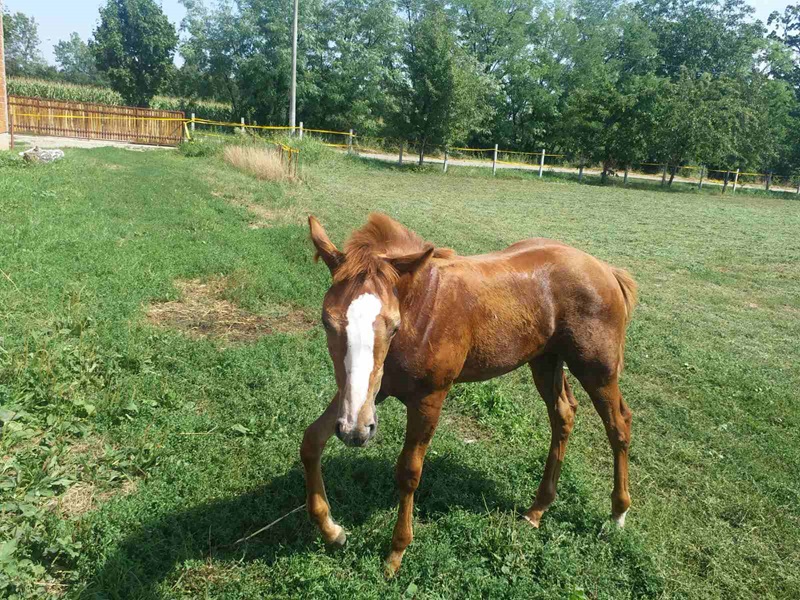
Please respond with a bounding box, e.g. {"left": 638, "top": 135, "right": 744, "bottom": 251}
{"left": 384, "top": 551, "right": 404, "bottom": 578}
{"left": 612, "top": 510, "right": 628, "bottom": 528}
{"left": 325, "top": 524, "right": 347, "bottom": 548}
{"left": 521, "top": 512, "right": 541, "bottom": 528}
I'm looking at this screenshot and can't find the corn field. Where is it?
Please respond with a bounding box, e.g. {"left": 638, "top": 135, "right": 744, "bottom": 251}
{"left": 7, "top": 78, "right": 235, "bottom": 123}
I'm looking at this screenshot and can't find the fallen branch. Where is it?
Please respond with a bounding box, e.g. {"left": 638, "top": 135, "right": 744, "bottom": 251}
{"left": 234, "top": 504, "right": 306, "bottom": 545}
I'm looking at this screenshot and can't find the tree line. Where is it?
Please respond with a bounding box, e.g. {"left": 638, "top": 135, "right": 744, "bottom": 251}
{"left": 6, "top": 0, "right": 800, "bottom": 177}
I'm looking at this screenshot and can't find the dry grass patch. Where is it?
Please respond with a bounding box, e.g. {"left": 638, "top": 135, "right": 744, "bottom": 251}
{"left": 56, "top": 479, "right": 138, "bottom": 519}
{"left": 146, "top": 277, "right": 313, "bottom": 342}
{"left": 223, "top": 145, "right": 295, "bottom": 182}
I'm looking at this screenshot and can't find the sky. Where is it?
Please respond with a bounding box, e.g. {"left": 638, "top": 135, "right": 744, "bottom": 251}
{"left": 1, "top": 0, "right": 795, "bottom": 65}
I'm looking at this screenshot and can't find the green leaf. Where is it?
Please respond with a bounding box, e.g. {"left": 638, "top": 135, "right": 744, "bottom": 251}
{"left": 0, "top": 539, "right": 18, "bottom": 563}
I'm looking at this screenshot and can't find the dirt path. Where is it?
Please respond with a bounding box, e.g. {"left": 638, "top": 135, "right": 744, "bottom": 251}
{"left": 14, "top": 135, "right": 172, "bottom": 151}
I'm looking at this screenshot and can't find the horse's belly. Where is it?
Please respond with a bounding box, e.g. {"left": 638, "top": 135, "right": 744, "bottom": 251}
{"left": 456, "top": 330, "right": 549, "bottom": 383}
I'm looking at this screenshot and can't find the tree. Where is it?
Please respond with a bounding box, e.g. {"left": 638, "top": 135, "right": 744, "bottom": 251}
{"left": 393, "top": 2, "right": 490, "bottom": 163}
{"left": 54, "top": 33, "right": 106, "bottom": 85}
{"left": 450, "top": 0, "right": 563, "bottom": 150}
{"left": 558, "top": 3, "right": 662, "bottom": 179}
{"left": 635, "top": 0, "right": 766, "bottom": 79}
{"left": 302, "top": 0, "right": 403, "bottom": 135}
{"left": 651, "top": 71, "right": 742, "bottom": 184}
{"left": 2, "top": 10, "right": 49, "bottom": 77}
{"left": 91, "top": 0, "right": 178, "bottom": 106}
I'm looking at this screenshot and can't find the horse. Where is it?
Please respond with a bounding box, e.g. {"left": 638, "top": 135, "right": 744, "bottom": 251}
{"left": 300, "top": 213, "right": 638, "bottom": 576}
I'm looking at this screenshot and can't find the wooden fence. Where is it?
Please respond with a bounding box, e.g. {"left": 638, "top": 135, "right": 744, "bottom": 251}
{"left": 8, "top": 96, "right": 185, "bottom": 147}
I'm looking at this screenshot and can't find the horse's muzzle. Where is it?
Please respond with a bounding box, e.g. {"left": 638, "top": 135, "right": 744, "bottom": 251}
{"left": 335, "top": 420, "right": 377, "bottom": 447}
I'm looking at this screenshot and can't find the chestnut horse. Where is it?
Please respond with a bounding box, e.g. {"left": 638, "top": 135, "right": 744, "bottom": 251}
{"left": 301, "top": 213, "right": 637, "bottom": 575}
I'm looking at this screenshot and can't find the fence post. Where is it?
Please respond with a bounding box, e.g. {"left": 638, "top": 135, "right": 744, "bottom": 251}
{"left": 796, "top": 179, "right": 800, "bottom": 194}
{"left": 9, "top": 112, "right": 14, "bottom": 150}
{"left": 443, "top": 147, "right": 448, "bottom": 173}
{"left": 492, "top": 144, "right": 498, "bottom": 176}
{"left": 398, "top": 141, "right": 404, "bottom": 165}
{"left": 191, "top": 113, "right": 195, "bottom": 133}
{"left": 698, "top": 165, "right": 705, "bottom": 190}
{"left": 765, "top": 172, "right": 771, "bottom": 192}
{"left": 538, "top": 148, "right": 545, "bottom": 178}
{"left": 733, "top": 168, "right": 740, "bottom": 194}
{"left": 299, "top": 121, "right": 304, "bottom": 139}
{"left": 578, "top": 158, "right": 584, "bottom": 182}
{"left": 661, "top": 164, "right": 667, "bottom": 186}
{"left": 348, "top": 129, "right": 353, "bottom": 153}
{"left": 623, "top": 164, "right": 629, "bottom": 186}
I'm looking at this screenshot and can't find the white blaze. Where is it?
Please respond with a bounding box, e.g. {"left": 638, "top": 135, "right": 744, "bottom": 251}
{"left": 343, "top": 293, "right": 382, "bottom": 425}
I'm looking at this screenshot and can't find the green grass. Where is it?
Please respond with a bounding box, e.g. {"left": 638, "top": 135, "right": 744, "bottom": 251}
{"left": 1, "top": 142, "right": 798, "bottom": 599}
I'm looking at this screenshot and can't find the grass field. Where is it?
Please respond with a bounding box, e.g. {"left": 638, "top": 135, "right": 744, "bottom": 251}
{"left": 1, "top": 142, "right": 799, "bottom": 599}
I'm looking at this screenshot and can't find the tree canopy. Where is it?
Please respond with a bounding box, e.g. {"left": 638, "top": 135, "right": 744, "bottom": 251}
{"left": 90, "top": 0, "right": 178, "bottom": 106}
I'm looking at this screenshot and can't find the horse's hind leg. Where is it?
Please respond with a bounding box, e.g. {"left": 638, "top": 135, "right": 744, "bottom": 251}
{"left": 523, "top": 354, "right": 578, "bottom": 527}
{"left": 573, "top": 367, "right": 632, "bottom": 526}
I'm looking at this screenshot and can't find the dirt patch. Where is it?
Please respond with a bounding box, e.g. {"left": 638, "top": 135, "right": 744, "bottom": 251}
{"left": 146, "top": 277, "right": 314, "bottom": 342}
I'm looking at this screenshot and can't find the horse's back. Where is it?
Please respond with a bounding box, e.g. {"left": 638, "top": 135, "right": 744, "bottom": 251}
{"left": 439, "top": 238, "right": 631, "bottom": 382}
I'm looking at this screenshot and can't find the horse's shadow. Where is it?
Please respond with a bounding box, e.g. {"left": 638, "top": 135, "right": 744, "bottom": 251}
{"left": 85, "top": 453, "right": 516, "bottom": 597}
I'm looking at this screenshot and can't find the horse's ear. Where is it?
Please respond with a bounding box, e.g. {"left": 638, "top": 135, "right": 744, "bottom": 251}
{"left": 309, "top": 215, "right": 343, "bottom": 273}
{"left": 385, "top": 245, "right": 435, "bottom": 275}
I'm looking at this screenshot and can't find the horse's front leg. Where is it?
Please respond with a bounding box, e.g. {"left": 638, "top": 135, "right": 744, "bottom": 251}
{"left": 385, "top": 389, "right": 447, "bottom": 577}
{"left": 300, "top": 394, "right": 346, "bottom": 546}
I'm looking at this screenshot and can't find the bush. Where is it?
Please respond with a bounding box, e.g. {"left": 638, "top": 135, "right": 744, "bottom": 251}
{"left": 178, "top": 139, "right": 222, "bottom": 158}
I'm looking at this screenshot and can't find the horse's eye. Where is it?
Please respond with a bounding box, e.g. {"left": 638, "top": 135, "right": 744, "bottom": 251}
{"left": 391, "top": 322, "right": 401, "bottom": 335}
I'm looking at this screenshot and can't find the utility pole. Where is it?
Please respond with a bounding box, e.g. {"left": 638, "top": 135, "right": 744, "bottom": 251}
{"left": 289, "top": 0, "right": 299, "bottom": 132}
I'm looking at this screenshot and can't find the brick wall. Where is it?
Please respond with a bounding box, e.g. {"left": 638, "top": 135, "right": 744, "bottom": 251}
{"left": 0, "top": 7, "right": 8, "bottom": 137}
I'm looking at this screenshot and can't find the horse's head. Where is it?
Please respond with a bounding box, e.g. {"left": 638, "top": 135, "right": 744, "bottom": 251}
{"left": 308, "top": 215, "right": 433, "bottom": 447}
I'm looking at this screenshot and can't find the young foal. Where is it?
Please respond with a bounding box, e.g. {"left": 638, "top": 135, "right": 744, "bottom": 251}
{"left": 300, "top": 213, "right": 637, "bottom": 575}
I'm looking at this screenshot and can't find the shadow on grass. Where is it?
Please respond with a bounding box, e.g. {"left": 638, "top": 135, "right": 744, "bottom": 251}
{"left": 82, "top": 453, "right": 516, "bottom": 598}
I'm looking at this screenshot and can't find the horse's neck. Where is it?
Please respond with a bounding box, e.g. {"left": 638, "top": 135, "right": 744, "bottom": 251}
{"left": 398, "top": 264, "right": 445, "bottom": 336}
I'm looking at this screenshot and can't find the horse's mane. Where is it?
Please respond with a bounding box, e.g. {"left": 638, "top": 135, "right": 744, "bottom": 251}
{"left": 333, "top": 213, "right": 456, "bottom": 285}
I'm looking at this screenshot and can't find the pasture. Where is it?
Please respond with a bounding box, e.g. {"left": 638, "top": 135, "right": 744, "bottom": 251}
{"left": 0, "top": 142, "right": 798, "bottom": 599}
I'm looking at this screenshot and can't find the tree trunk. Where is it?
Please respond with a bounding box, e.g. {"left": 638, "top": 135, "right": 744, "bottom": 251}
{"left": 722, "top": 170, "right": 730, "bottom": 194}
{"left": 668, "top": 165, "right": 677, "bottom": 186}
{"left": 418, "top": 139, "right": 425, "bottom": 166}
{"left": 600, "top": 158, "right": 612, "bottom": 184}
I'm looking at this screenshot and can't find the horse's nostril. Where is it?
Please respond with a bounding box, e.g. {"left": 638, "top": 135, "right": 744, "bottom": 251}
{"left": 335, "top": 422, "right": 344, "bottom": 439}
{"left": 368, "top": 423, "right": 376, "bottom": 436}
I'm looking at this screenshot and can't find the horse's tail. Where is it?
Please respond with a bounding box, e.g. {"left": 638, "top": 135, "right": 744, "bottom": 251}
{"left": 612, "top": 267, "right": 638, "bottom": 325}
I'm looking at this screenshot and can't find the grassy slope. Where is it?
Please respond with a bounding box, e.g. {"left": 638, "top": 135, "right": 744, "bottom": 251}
{"left": 0, "top": 146, "right": 798, "bottom": 599}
